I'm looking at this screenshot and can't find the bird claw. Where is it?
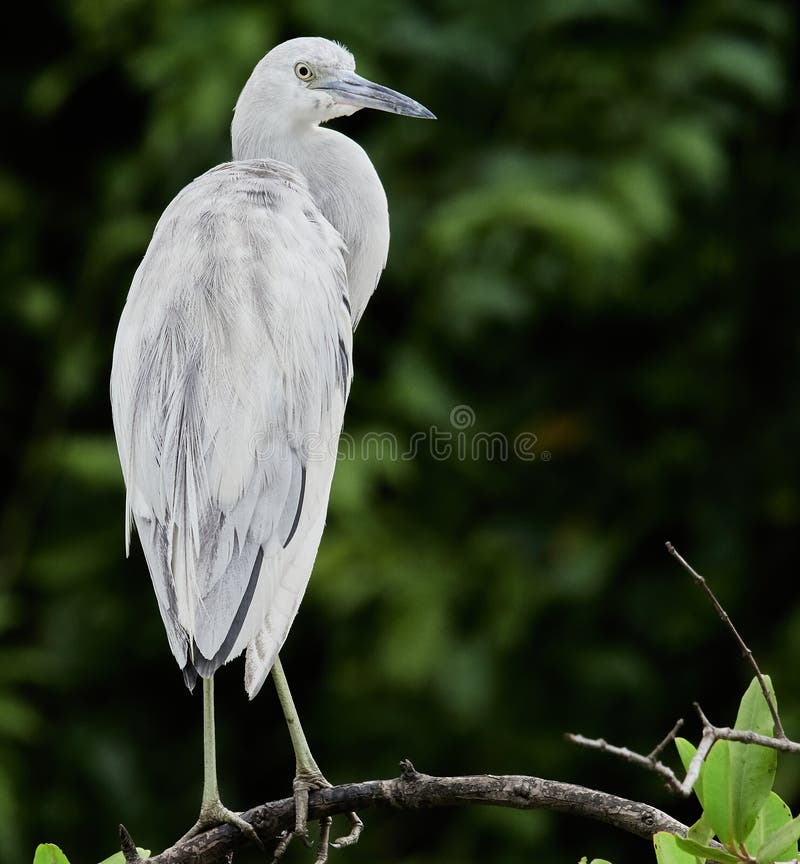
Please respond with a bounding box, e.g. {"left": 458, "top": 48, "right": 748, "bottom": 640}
{"left": 272, "top": 819, "right": 331, "bottom": 864}
{"left": 179, "top": 799, "right": 264, "bottom": 851}
{"left": 330, "top": 812, "right": 363, "bottom": 849}
{"left": 271, "top": 771, "right": 363, "bottom": 864}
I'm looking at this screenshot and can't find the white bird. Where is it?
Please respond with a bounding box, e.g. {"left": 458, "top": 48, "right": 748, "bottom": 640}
{"left": 110, "top": 36, "right": 433, "bottom": 853}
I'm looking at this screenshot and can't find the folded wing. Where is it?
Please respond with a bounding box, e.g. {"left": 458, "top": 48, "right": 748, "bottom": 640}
{"left": 111, "top": 161, "right": 352, "bottom": 687}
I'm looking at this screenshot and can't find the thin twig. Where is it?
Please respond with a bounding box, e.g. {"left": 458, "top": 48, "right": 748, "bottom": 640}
{"left": 648, "top": 718, "right": 685, "bottom": 762}
{"left": 665, "top": 541, "right": 785, "bottom": 738}
{"left": 566, "top": 724, "right": 718, "bottom": 798}
{"left": 565, "top": 733, "right": 685, "bottom": 792}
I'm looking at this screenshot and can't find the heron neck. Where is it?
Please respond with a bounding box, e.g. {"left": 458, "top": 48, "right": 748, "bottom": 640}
{"left": 232, "top": 118, "right": 389, "bottom": 327}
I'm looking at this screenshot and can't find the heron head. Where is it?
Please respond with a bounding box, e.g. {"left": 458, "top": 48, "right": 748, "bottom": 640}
{"left": 242, "top": 37, "right": 435, "bottom": 127}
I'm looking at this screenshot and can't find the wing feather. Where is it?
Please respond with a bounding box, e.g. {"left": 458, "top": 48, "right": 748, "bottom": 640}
{"left": 111, "top": 161, "right": 352, "bottom": 684}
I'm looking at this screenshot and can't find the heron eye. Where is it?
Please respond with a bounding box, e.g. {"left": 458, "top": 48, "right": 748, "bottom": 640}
{"left": 294, "top": 62, "right": 313, "bottom": 81}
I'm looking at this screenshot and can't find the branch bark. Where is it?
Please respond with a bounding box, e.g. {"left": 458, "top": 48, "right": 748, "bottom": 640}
{"left": 125, "top": 761, "right": 689, "bottom": 864}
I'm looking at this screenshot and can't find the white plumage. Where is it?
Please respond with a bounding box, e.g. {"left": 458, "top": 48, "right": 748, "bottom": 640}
{"left": 111, "top": 160, "right": 352, "bottom": 696}
{"left": 110, "top": 36, "right": 433, "bottom": 843}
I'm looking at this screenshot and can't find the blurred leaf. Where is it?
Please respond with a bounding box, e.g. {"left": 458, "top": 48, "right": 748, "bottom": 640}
{"left": 0, "top": 172, "right": 26, "bottom": 220}
{"left": 52, "top": 436, "right": 122, "bottom": 489}
{"left": 431, "top": 181, "right": 639, "bottom": 260}
{"left": 605, "top": 158, "right": 673, "bottom": 240}
{"left": 0, "top": 695, "right": 41, "bottom": 740}
{"left": 655, "top": 119, "right": 726, "bottom": 191}
{"left": 27, "top": 67, "right": 73, "bottom": 117}
{"left": 438, "top": 269, "right": 529, "bottom": 337}
{"left": 0, "top": 768, "right": 21, "bottom": 859}
{"left": 385, "top": 346, "right": 454, "bottom": 423}
{"left": 33, "top": 845, "right": 70, "bottom": 864}
{"left": 536, "top": 0, "right": 645, "bottom": 29}
{"left": 689, "top": 35, "right": 784, "bottom": 104}
{"left": 0, "top": 648, "right": 49, "bottom": 684}
{"left": 53, "top": 339, "right": 96, "bottom": 404}
{"left": 84, "top": 216, "right": 155, "bottom": 281}
{"left": 12, "top": 282, "right": 62, "bottom": 331}
{"left": 30, "top": 533, "right": 120, "bottom": 585}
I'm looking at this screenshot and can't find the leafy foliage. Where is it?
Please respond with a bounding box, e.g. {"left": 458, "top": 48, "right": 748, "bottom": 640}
{"left": 3, "top": 1, "right": 799, "bottom": 862}
{"left": 656, "top": 678, "right": 799, "bottom": 864}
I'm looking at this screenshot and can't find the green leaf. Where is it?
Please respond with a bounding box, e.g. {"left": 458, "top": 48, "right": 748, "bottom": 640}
{"left": 703, "top": 739, "right": 734, "bottom": 843}
{"left": 674, "top": 835, "right": 740, "bottom": 863}
{"left": 653, "top": 832, "right": 701, "bottom": 864}
{"left": 746, "top": 792, "right": 795, "bottom": 863}
{"left": 97, "top": 850, "right": 150, "bottom": 864}
{"left": 735, "top": 677, "right": 779, "bottom": 738}
{"left": 755, "top": 811, "right": 800, "bottom": 864}
{"left": 676, "top": 737, "right": 704, "bottom": 805}
{"left": 703, "top": 677, "right": 778, "bottom": 845}
{"left": 33, "top": 845, "right": 70, "bottom": 864}
{"left": 687, "top": 814, "right": 714, "bottom": 845}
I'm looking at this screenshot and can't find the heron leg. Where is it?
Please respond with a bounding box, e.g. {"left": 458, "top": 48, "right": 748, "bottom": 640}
{"left": 178, "top": 676, "right": 263, "bottom": 849}
{"left": 271, "top": 656, "right": 363, "bottom": 864}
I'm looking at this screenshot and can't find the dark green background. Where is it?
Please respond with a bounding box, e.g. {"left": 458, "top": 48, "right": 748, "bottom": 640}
{"left": 2, "top": 1, "right": 799, "bottom": 862}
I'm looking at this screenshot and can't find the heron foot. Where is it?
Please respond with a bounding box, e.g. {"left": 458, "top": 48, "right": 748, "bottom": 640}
{"left": 271, "top": 769, "right": 363, "bottom": 864}
{"left": 179, "top": 798, "right": 264, "bottom": 850}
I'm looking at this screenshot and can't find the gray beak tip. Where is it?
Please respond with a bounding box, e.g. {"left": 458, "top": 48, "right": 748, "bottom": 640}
{"left": 397, "top": 103, "right": 436, "bottom": 121}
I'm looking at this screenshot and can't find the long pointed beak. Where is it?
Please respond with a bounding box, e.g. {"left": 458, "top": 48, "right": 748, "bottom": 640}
{"left": 313, "top": 71, "right": 436, "bottom": 119}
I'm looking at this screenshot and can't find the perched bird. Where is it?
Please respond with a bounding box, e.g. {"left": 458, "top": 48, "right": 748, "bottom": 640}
{"left": 110, "top": 36, "right": 433, "bottom": 852}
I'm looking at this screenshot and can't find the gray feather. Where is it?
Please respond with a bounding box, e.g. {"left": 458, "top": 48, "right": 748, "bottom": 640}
{"left": 111, "top": 160, "right": 352, "bottom": 681}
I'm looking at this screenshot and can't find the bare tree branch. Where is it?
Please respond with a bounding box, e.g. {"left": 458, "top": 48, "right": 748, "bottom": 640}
{"left": 567, "top": 722, "right": 717, "bottom": 797}
{"left": 692, "top": 703, "right": 800, "bottom": 754}
{"left": 568, "top": 703, "right": 800, "bottom": 799}
{"left": 647, "top": 718, "right": 685, "bottom": 762}
{"left": 120, "top": 761, "right": 689, "bottom": 864}
{"left": 565, "top": 731, "right": 689, "bottom": 793}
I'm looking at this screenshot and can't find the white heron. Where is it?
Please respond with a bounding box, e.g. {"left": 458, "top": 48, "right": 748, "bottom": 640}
{"left": 110, "top": 36, "right": 433, "bottom": 854}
